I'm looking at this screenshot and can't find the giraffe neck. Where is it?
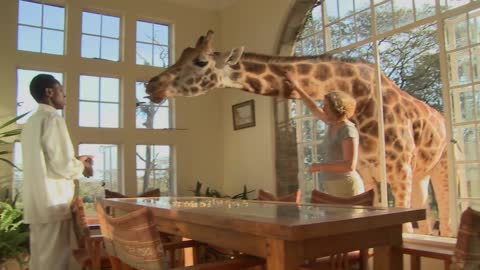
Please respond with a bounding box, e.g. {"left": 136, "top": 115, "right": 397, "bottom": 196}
{"left": 220, "top": 53, "right": 374, "bottom": 100}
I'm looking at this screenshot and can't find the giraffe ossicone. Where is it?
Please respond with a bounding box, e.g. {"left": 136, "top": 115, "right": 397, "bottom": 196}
{"left": 146, "top": 30, "right": 452, "bottom": 236}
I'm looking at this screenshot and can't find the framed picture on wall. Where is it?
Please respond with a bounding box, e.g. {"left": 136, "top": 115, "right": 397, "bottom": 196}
{"left": 232, "top": 99, "right": 256, "bottom": 130}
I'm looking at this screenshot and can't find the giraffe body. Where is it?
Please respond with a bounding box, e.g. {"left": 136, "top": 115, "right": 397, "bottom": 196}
{"left": 146, "top": 31, "right": 452, "bottom": 236}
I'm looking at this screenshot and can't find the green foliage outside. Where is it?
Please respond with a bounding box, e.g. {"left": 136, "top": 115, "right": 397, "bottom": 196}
{"left": 190, "top": 181, "right": 256, "bottom": 200}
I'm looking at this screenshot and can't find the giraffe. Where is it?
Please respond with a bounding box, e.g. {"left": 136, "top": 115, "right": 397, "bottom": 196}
{"left": 146, "top": 30, "right": 452, "bottom": 236}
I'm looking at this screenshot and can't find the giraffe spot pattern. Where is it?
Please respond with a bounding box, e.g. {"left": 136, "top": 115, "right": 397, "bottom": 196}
{"left": 269, "top": 64, "right": 294, "bottom": 77}
{"left": 244, "top": 62, "right": 267, "bottom": 74}
{"left": 186, "top": 78, "right": 194, "bottom": 85}
{"left": 335, "top": 63, "right": 355, "bottom": 77}
{"left": 230, "top": 72, "right": 242, "bottom": 81}
{"left": 230, "top": 63, "right": 241, "bottom": 70}
{"left": 313, "top": 64, "right": 332, "bottom": 81}
{"left": 335, "top": 80, "right": 350, "bottom": 93}
{"left": 297, "top": 64, "right": 312, "bottom": 75}
{"left": 210, "top": 73, "right": 218, "bottom": 82}
{"left": 352, "top": 78, "right": 370, "bottom": 98}
{"left": 191, "top": 86, "right": 200, "bottom": 94}
{"left": 359, "top": 120, "right": 378, "bottom": 137}
{"left": 246, "top": 77, "right": 262, "bottom": 93}
{"left": 358, "top": 66, "right": 372, "bottom": 81}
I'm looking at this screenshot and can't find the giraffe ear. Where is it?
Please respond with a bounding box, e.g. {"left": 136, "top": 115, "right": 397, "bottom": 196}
{"left": 215, "top": 47, "right": 244, "bottom": 68}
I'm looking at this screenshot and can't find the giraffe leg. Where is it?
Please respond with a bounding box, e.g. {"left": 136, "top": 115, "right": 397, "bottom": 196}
{"left": 388, "top": 162, "right": 414, "bottom": 233}
{"left": 411, "top": 175, "right": 433, "bottom": 235}
{"left": 429, "top": 152, "right": 452, "bottom": 237}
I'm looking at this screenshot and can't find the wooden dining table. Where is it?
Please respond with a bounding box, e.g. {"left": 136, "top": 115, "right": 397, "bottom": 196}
{"left": 102, "top": 196, "right": 425, "bottom": 270}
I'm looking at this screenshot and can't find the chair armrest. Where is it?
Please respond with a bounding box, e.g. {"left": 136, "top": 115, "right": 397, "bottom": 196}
{"left": 401, "top": 243, "right": 454, "bottom": 260}
{"left": 174, "top": 255, "right": 265, "bottom": 270}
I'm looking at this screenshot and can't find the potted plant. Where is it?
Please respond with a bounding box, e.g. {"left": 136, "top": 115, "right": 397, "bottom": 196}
{"left": 0, "top": 113, "right": 29, "bottom": 270}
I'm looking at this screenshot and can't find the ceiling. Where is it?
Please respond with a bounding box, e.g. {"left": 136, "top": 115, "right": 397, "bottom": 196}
{"left": 162, "top": 0, "right": 239, "bottom": 10}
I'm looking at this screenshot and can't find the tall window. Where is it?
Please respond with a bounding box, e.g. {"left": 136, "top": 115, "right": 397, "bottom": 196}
{"left": 81, "top": 11, "right": 120, "bottom": 61}
{"left": 136, "top": 145, "right": 172, "bottom": 195}
{"left": 135, "top": 82, "right": 171, "bottom": 129}
{"left": 294, "top": 0, "right": 480, "bottom": 236}
{"left": 12, "top": 142, "right": 23, "bottom": 206}
{"left": 136, "top": 21, "right": 170, "bottom": 67}
{"left": 78, "top": 144, "right": 119, "bottom": 214}
{"left": 16, "top": 69, "right": 63, "bottom": 124}
{"left": 17, "top": 0, "right": 65, "bottom": 55}
{"left": 79, "top": 75, "right": 120, "bottom": 128}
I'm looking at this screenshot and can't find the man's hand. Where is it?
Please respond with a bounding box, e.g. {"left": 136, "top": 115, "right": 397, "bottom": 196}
{"left": 78, "top": 155, "right": 94, "bottom": 177}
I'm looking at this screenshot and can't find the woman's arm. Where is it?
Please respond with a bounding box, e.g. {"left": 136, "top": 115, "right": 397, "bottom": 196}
{"left": 285, "top": 73, "right": 328, "bottom": 122}
{"left": 310, "top": 138, "right": 357, "bottom": 173}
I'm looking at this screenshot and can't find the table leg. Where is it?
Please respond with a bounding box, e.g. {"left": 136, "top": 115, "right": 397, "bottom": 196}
{"left": 266, "top": 239, "right": 304, "bottom": 270}
{"left": 374, "top": 225, "right": 403, "bottom": 270}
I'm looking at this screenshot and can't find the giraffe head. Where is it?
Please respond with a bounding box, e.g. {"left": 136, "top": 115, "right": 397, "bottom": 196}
{"left": 146, "top": 30, "right": 244, "bottom": 104}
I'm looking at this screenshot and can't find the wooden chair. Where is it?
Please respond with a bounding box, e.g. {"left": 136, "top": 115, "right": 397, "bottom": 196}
{"left": 403, "top": 207, "right": 480, "bottom": 270}
{"left": 257, "top": 189, "right": 300, "bottom": 203}
{"left": 302, "top": 189, "right": 375, "bottom": 270}
{"left": 451, "top": 207, "right": 480, "bottom": 269}
{"left": 95, "top": 203, "right": 265, "bottom": 270}
{"left": 71, "top": 196, "right": 111, "bottom": 270}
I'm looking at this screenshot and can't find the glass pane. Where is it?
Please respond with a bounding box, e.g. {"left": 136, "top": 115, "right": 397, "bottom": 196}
{"left": 136, "top": 42, "right": 153, "bottom": 65}
{"left": 316, "top": 143, "right": 327, "bottom": 163}
{"left": 312, "top": 5, "right": 323, "bottom": 31}
{"left": 416, "top": 0, "right": 435, "bottom": 20}
{"left": 80, "top": 75, "right": 99, "bottom": 101}
{"left": 18, "top": 0, "right": 41, "bottom": 26}
{"left": 82, "top": 12, "right": 101, "bottom": 35}
{"left": 356, "top": 9, "right": 372, "bottom": 41}
{"left": 315, "top": 119, "right": 327, "bottom": 141}
{"left": 446, "top": 0, "right": 469, "bottom": 10}
{"left": 355, "top": 0, "right": 371, "bottom": 11}
{"left": 79, "top": 102, "right": 99, "bottom": 127}
{"left": 445, "top": 14, "right": 467, "bottom": 51}
{"left": 448, "top": 49, "right": 472, "bottom": 86}
{"left": 459, "top": 163, "right": 480, "bottom": 198}
{"left": 455, "top": 87, "right": 476, "bottom": 122}
{"left": 100, "top": 77, "right": 119, "bottom": 102}
{"left": 153, "top": 45, "right": 169, "bottom": 67}
{"left": 327, "top": 22, "right": 343, "bottom": 50}
{"left": 393, "top": 0, "right": 414, "bottom": 28}
{"left": 325, "top": 0, "right": 339, "bottom": 22}
{"left": 469, "top": 10, "right": 480, "bottom": 44}
{"left": 43, "top": 5, "right": 64, "bottom": 30}
{"left": 153, "top": 24, "right": 169, "bottom": 45}
{"left": 454, "top": 125, "right": 478, "bottom": 160}
{"left": 16, "top": 69, "right": 63, "bottom": 124}
{"left": 472, "top": 46, "right": 480, "bottom": 82}
{"left": 100, "top": 103, "right": 119, "bottom": 128}
{"left": 81, "top": 35, "right": 100, "bottom": 59}
{"left": 136, "top": 145, "right": 171, "bottom": 193}
{"left": 136, "top": 21, "right": 153, "bottom": 43}
{"left": 315, "top": 33, "right": 325, "bottom": 54}
{"left": 376, "top": 2, "right": 394, "bottom": 34}
{"left": 101, "top": 15, "right": 120, "bottom": 38}
{"left": 302, "top": 119, "right": 312, "bottom": 142}
{"left": 339, "top": 0, "right": 354, "bottom": 19}
{"left": 302, "top": 35, "right": 317, "bottom": 55}
{"left": 475, "top": 85, "right": 480, "bottom": 119}
{"left": 100, "top": 37, "right": 119, "bottom": 61}
{"left": 17, "top": 25, "right": 41, "bottom": 52}
{"left": 78, "top": 144, "right": 119, "bottom": 215}
{"left": 42, "top": 29, "right": 64, "bottom": 55}
{"left": 459, "top": 200, "right": 480, "bottom": 214}
{"left": 303, "top": 145, "right": 313, "bottom": 167}
{"left": 340, "top": 16, "right": 356, "bottom": 46}
{"left": 12, "top": 143, "right": 23, "bottom": 206}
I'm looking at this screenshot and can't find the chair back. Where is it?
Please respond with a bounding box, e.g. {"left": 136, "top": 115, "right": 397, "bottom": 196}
{"left": 95, "top": 203, "right": 169, "bottom": 270}
{"left": 105, "top": 188, "right": 161, "bottom": 199}
{"left": 257, "top": 189, "right": 299, "bottom": 203}
{"left": 451, "top": 207, "right": 480, "bottom": 270}
{"left": 310, "top": 189, "right": 375, "bottom": 206}
{"left": 71, "top": 196, "right": 91, "bottom": 249}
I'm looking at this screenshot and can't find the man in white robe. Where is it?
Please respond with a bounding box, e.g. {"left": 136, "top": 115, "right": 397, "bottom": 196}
{"left": 21, "top": 74, "right": 93, "bottom": 270}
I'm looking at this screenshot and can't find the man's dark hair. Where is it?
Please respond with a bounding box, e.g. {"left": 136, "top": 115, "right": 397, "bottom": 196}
{"left": 29, "top": 74, "right": 59, "bottom": 102}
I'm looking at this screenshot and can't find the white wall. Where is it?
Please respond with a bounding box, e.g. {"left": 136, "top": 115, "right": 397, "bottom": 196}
{"left": 218, "top": 0, "right": 294, "bottom": 196}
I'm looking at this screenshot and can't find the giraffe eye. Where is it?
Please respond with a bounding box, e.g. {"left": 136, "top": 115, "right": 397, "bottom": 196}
{"left": 193, "top": 58, "right": 208, "bottom": 68}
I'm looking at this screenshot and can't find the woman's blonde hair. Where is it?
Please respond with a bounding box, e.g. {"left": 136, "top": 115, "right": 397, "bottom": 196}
{"left": 325, "top": 91, "right": 356, "bottom": 119}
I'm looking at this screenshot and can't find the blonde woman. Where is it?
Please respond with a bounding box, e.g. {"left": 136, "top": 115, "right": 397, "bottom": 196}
{"left": 286, "top": 73, "right": 364, "bottom": 197}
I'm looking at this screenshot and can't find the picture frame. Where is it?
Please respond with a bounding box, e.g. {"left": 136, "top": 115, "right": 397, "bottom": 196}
{"left": 232, "top": 99, "right": 256, "bottom": 130}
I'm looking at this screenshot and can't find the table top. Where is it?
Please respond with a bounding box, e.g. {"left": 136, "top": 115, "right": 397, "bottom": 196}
{"left": 103, "top": 196, "right": 425, "bottom": 240}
